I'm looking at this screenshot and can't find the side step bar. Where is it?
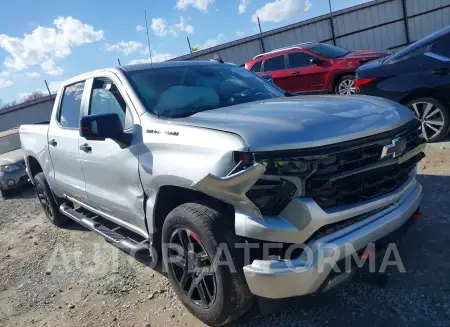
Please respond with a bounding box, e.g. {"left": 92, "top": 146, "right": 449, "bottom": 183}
{"left": 60, "top": 204, "right": 150, "bottom": 255}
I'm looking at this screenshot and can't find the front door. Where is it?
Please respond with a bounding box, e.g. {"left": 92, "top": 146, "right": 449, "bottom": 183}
{"left": 47, "top": 81, "right": 89, "bottom": 203}
{"left": 78, "top": 75, "right": 147, "bottom": 236}
{"left": 287, "top": 52, "right": 331, "bottom": 92}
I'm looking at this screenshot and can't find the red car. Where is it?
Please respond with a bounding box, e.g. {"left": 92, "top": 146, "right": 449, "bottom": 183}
{"left": 245, "top": 42, "right": 391, "bottom": 95}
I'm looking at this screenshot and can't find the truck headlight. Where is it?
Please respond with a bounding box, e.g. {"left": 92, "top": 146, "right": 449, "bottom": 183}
{"left": 0, "top": 164, "right": 20, "bottom": 173}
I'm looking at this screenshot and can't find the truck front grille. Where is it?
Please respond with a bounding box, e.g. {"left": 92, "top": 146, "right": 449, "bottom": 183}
{"left": 306, "top": 153, "right": 423, "bottom": 209}
{"left": 252, "top": 120, "right": 425, "bottom": 211}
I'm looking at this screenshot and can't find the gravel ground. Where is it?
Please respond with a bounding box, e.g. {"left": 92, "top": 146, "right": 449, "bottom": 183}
{"left": 0, "top": 142, "right": 449, "bottom": 327}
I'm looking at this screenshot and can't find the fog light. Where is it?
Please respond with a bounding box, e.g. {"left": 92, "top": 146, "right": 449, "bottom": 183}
{"left": 7, "top": 179, "right": 15, "bottom": 186}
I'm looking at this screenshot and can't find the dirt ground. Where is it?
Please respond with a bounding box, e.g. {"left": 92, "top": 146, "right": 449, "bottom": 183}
{"left": 1, "top": 142, "right": 449, "bottom": 327}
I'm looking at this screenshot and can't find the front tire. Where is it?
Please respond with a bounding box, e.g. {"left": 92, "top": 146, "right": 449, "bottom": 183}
{"left": 406, "top": 97, "right": 450, "bottom": 142}
{"left": 334, "top": 74, "right": 356, "bottom": 95}
{"left": 0, "top": 188, "right": 13, "bottom": 198}
{"left": 162, "top": 202, "right": 254, "bottom": 326}
{"left": 34, "top": 172, "right": 70, "bottom": 227}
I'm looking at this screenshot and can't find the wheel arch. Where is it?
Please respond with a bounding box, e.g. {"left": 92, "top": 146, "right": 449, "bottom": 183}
{"left": 149, "top": 185, "right": 235, "bottom": 250}
{"left": 399, "top": 89, "right": 449, "bottom": 107}
{"left": 27, "top": 156, "right": 43, "bottom": 179}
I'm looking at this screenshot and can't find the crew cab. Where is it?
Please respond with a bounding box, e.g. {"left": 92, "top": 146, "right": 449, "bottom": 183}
{"left": 20, "top": 61, "right": 424, "bottom": 326}
{"left": 245, "top": 42, "right": 391, "bottom": 95}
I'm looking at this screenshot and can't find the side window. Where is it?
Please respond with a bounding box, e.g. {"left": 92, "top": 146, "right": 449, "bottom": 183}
{"left": 89, "top": 78, "right": 133, "bottom": 130}
{"left": 263, "top": 55, "right": 286, "bottom": 72}
{"left": 250, "top": 61, "right": 262, "bottom": 72}
{"left": 289, "top": 52, "right": 314, "bottom": 68}
{"left": 59, "top": 81, "right": 85, "bottom": 128}
{"left": 431, "top": 37, "right": 450, "bottom": 58}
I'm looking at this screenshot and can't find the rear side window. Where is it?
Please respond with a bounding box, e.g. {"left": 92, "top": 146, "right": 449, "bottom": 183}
{"left": 58, "top": 81, "right": 85, "bottom": 128}
{"left": 288, "top": 52, "right": 314, "bottom": 68}
{"left": 250, "top": 61, "right": 262, "bottom": 72}
{"left": 431, "top": 37, "right": 450, "bottom": 58}
{"left": 263, "top": 55, "right": 286, "bottom": 72}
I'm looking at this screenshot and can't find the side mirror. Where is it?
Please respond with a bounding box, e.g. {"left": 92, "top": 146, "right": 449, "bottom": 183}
{"left": 80, "top": 113, "right": 125, "bottom": 142}
{"left": 310, "top": 57, "right": 322, "bottom": 65}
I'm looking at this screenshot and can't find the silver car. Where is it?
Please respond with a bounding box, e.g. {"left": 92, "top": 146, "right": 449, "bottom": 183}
{"left": 0, "top": 128, "right": 28, "bottom": 197}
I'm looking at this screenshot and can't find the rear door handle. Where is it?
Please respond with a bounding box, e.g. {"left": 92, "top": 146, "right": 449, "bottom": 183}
{"left": 79, "top": 143, "right": 92, "bottom": 153}
{"left": 433, "top": 68, "right": 450, "bottom": 76}
{"left": 290, "top": 72, "right": 300, "bottom": 75}
{"left": 48, "top": 139, "right": 57, "bottom": 147}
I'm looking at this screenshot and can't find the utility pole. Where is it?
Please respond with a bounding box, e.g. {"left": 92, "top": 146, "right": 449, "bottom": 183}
{"left": 187, "top": 37, "right": 194, "bottom": 59}
{"left": 257, "top": 16, "right": 266, "bottom": 53}
{"left": 328, "top": 0, "right": 337, "bottom": 45}
{"left": 117, "top": 58, "right": 121, "bottom": 66}
{"left": 144, "top": 10, "right": 153, "bottom": 65}
{"left": 44, "top": 80, "right": 52, "bottom": 96}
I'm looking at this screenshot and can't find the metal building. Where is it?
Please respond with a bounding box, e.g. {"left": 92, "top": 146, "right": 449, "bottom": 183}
{"left": 0, "top": 96, "right": 54, "bottom": 132}
{"left": 170, "top": 0, "right": 450, "bottom": 65}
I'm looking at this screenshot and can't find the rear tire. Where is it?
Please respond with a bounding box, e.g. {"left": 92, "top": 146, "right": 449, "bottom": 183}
{"left": 334, "top": 74, "right": 356, "bottom": 95}
{"left": 34, "top": 172, "right": 70, "bottom": 227}
{"left": 405, "top": 97, "right": 450, "bottom": 142}
{"left": 162, "top": 202, "right": 254, "bottom": 326}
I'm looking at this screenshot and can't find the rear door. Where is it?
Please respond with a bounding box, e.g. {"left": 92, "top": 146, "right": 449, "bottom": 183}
{"left": 78, "top": 74, "right": 146, "bottom": 236}
{"left": 47, "top": 81, "right": 89, "bottom": 202}
{"left": 261, "top": 54, "right": 298, "bottom": 92}
{"left": 287, "top": 51, "right": 330, "bottom": 92}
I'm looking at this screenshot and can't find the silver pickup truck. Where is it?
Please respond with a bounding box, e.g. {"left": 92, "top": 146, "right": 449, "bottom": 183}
{"left": 20, "top": 61, "right": 425, "bottom": 326}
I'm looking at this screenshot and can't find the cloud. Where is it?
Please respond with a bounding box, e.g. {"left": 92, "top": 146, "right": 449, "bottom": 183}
{"left": 128, "top": 52, "right": 174, "bottom": 65}
{"left": 0, "top": 71, "right": 9, "bottom": 78}
{"left": 202, "top": 33, "right": 226, "bottom": 49}
{"left": 136, "top": 25, "right": 145, "bottom": 32}
{"left": 151, "top": 18, "right": 177, "bottom": 37}
{"left": 0, "top": 78, "right": 13, "bottom": 89}
{"left": 40, "top": 59, "right": 64, "bottom": 76}
{"left": 0, "top": 16, "right": 103, "bottom": 73}
{"left": 236, "top": 30, "right": 245, "bottom": 37}
{"left": 104, "top": 41, "right": 144, "bottom": 56}
{"left": 176, "top": 0, "right": 215, "bottom": 12}
{"left": 252, "top": 0, "right": 312, "bottom": 23}
{"left": 26, "top": 72, "right": 40, "bottom": 78}
{"left": 238, "top": 0, "right": 250, "bottom": 14}
{"left": 174, "top": 16, "right": 194, "bottom": 34}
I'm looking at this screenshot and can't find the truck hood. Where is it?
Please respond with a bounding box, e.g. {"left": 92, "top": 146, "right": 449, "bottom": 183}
{"left": 0, "top": 149, "right": 24, "bottom": 166}
{"left": 171, "top": 95, "right": 414, "bottom": 152}
{"left": 343, "top": 49, "right": 392, "bottom": 59}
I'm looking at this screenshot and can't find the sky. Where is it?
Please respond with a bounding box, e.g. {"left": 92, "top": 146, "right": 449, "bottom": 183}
{"left": 0, "top": 0, "right": 370, "bottom": 103}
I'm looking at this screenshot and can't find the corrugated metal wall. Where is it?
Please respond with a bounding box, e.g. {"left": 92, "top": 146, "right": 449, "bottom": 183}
{"left": 171, "top": 0, "right": 450, "bottom": 64}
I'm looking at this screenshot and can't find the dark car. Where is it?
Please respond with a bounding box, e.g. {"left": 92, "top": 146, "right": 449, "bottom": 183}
{"left": 356, "top": 26, "right": 450, "bottom": 142}
{"left": 245, "top": 42, "right": 391, "bottom": 95}
{"left": 0, "top": 128, "right": 28, "bottom": 197}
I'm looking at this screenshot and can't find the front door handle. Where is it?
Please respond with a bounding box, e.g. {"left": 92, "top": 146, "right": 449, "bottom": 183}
{"left": 291, "top": 71, "right": 300, "bottom": 75}
{"left": 80, "top": 143, "right": 92, "bottom": 153}
{"left": 48, "top": 139, "right": 57, "bottom": 147}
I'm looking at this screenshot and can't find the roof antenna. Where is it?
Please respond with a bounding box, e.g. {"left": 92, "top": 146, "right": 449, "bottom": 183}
{"left": 144, "top": 10, "right": 153, "bottom": 67}
{"left": 210, "top": 55, "right": 224, "bottom": 64}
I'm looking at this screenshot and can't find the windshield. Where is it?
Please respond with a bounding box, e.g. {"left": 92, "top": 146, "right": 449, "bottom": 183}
{"left": 0, "top": 133, "right": 21, "bottom": 155}
{"left": 128, "top": 63, "right": 284, "bottom": 118}
{"left": 309, "top": 44, "right": 351, "bottom": 59}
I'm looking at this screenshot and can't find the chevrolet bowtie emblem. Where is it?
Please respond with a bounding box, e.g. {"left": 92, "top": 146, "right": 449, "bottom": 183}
{"left": 380, "top": 137, "right": 407, "bottom": 159}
